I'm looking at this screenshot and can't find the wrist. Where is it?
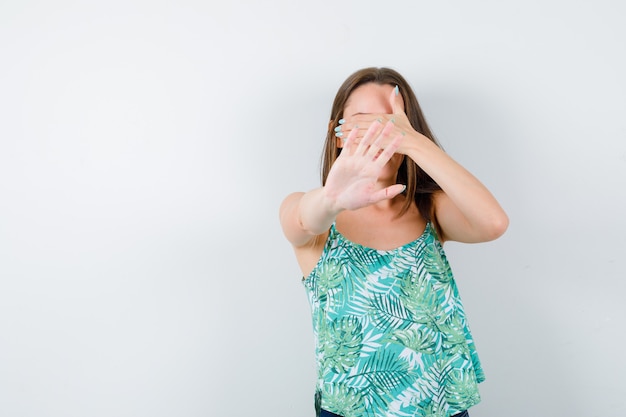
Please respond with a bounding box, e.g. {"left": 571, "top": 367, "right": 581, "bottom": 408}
{"left": 321, "top": 186, "right": 344, "bottom": 215}
{"left": 403, "top": 131, "right": 437, "bottom": 159}
{"left": 297, "top": 187, "right": 342, "bottom": 236}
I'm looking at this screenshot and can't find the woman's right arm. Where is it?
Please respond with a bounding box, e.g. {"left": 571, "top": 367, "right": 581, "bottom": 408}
{"left": 279, "top": 189, "right": 342, "bottom": 248}
{"left": 279, "top": 120, "right": 405, "bottom": 248}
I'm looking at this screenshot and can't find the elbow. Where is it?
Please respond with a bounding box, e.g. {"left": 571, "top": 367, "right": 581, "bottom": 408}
{"left": 485, "top": 212, "right": 509, "bottom": 241}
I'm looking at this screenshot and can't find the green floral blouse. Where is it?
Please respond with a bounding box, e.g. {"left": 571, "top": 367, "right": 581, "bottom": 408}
{"left": 303, "top": 223, "right": 485, "bottom": 417}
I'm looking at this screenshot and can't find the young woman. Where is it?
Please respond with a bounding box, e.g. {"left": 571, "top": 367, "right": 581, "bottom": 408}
{"left": 279, "top": 67, "right": 508, "bottom": 417}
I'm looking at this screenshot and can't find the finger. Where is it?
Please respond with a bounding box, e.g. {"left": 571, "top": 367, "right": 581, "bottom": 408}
{"left": 354, "top": 119, "right": 382, "bottom": 155}
{"left": 341, "top": 125, "right": 360, "bottom": 155}
{"left": 337, "top": 128, "right": 366, "bottom": 147}
{"left": 336, "top": 123, "right": 360, "bottom": 140}
{"left": 342, "top": 114, "right": 381, "bottom": 128}
{"left": 369, "top": 183, "right": 407, "bottom": 204}
{"left": 338, "top": 115, "right": 387, "bottom": 133}
{"left": 367, "top": 120, "right": 395, "bottom": 159}
{"left": 390, "top": 85, "right": 405, "bottom": 115}
{"left": 373, "top": 132, "right": 403, "bottom": 166}
{"left": 336, "top": 113, "right": 390, "bottom": 138}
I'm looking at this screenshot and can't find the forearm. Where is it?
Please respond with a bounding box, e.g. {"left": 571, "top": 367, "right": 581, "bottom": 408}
{"left": 280, "top": 120, "right": 409, "bottom": 247}
{"left": 404, "top": 135, "right": 508, "bottom": 240}
{"left": 280, "top": 188, "right": 342, "bottom": 247}
{"left": 298, "top": 187, "right": 343, "bottom": 235}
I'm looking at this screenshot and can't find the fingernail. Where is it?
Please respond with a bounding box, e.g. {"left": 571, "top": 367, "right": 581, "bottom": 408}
{"left": 376, "top": 118, "right": 383, "bottom": 123}
{"left": 354, "top": 125, "right": 358, "bottom": 129}
{"left": 338, "top": 119, "right": 345, "bottom": 124}
{"left": 390, "top": 117, "right": 396, "bottom": 124}
{"left": 394, "top": 85, "right": 399, "bottom": 96}
{"left": 335, "top": 132, "right": 343, "bottom": 137}
{"left": 334, "top": 126, "right": 341, "bottom": 132}
{"left": 401, "top": 184, "right": 407, "bottom": 192}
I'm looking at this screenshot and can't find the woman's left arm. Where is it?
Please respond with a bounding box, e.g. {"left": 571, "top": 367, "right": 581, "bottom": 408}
{"left": 339, "top": 89, "right": 509, "bottom": 243}
{"left": 403, "top": 134, "right": 509, "bottom": 243}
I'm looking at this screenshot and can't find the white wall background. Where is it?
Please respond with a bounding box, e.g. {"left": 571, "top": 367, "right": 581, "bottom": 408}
{"left": 1, "top": 1, "right": 624, "bottom": 416}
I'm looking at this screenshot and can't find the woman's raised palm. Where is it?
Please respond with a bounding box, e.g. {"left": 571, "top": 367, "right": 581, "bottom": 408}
{"left": 324, "top": 120, "right": 405, "bottom": 211}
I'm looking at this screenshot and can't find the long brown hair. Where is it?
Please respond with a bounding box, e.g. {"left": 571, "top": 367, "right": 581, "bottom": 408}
{"left": 321, "top": 67, "right": 442, "bottom": 225}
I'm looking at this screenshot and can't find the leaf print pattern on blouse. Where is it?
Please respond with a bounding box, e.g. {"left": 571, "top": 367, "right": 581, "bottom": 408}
{"left": 321, "top": 383, "right": 366, "bottom": 417}
{"left": 304, "top": 223, "right": 485, "bottom": 417}
{"left": 388, "top": 327, "right": 438, "bottom": 355}
{"left": 400, "top": 271, "right": 443, "bottom": 327}
{"left": 444, "top": 369, "right": 481, "bottom": 411}
{"left": 316, "top": 257, "right": 344, "bottom": 300}
{"left": 423, "top": 242, "right": 453, "bottom": 284}
{"left": 321, "top": 316, "right": 363, "bottom": 373}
